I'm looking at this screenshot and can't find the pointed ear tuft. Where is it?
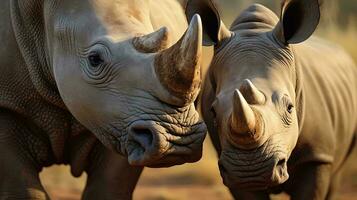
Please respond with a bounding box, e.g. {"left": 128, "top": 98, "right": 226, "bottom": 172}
{"left": 273, "top": 0, "right": 320, "bottom": 44}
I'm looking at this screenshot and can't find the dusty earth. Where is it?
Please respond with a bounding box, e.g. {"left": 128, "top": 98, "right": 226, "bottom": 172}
{"left": 41, "top": 140, "right": 357, "bottom": 200}
{"left": 45, "top": 185, "right": 357, "bottom": 200}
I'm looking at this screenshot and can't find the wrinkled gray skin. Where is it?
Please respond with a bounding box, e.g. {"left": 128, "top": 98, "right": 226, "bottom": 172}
{"left": 0, "top": 0, "right": 207, "bottom": 199}
{"left": 186, "top": 0, "right": 357, "bottom": 199}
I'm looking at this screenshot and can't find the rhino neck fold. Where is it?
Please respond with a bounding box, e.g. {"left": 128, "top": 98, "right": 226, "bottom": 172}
{"left": 10, "top": 0, "right": 66, "bottom": 109}
{"left": 293, "top": 51, "right": 305, "bottom": 134}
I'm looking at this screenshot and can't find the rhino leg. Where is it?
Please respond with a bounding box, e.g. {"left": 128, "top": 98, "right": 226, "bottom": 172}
{"left": 82, "top": 144, "right": 143, "bottom": 200}
{"left": 0, "top": 111, "right": 49, "bottom": 200}
{"left": 288, "top": 163, "right": 331, "bottom": 200}
{"left": 326, "top": 135, "right": 356, "bottom": 200}
{"left": 325, "top": 171, "right": 342, "bottom": 200}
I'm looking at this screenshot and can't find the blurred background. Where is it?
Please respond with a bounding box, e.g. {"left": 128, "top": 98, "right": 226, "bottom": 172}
{"left": 40, "top": 0, "right": 357, "bottom": 199}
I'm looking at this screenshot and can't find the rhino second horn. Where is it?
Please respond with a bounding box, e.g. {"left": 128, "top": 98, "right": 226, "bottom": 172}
{"left": 154, "top": 14, "right": 203, "bottom": 104}
{"left": 239, "top": 79, "right": 266, "bottom": 105}
{"left": 230, "top": 89, "right": 261, "bottom": 146}
{"left": 133, "top": 27, "right": 169, "bottom": 53}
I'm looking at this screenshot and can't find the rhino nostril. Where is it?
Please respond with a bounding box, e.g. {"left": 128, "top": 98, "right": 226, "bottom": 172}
{"left": 273, "top": 158, "right": 289, "bottom": 184}
{"left": 277, "top": 158, "right": 286, "bottom": 168}
{"left": 131, "top": 128, "right": 154, "bottom": 150}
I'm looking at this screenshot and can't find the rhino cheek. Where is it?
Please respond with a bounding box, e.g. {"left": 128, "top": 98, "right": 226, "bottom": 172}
{"left": 54, "top": 63, "right": 86, "bottom": 116}
{"left": 53, "top": 60, "right": 123, "bottom": 147}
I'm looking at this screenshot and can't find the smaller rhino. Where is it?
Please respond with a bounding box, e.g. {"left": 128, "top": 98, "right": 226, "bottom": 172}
{"left": 186, "top": 0, "right": 357, "bottom": 199}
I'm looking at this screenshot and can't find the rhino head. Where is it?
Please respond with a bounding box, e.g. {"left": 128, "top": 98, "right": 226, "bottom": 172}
{"left": 40, "top": 0, "right": 207, "bottom": 167}
{"left": 187, "top": 0, "right": 320, "bottom": 190}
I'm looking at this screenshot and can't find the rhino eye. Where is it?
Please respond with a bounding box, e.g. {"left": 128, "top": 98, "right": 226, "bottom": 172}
{"left": 287, "top": 103, "right": 294, "bottom": 114}
{"left": 88, "top": 52, "right": 104, "bottom": 67}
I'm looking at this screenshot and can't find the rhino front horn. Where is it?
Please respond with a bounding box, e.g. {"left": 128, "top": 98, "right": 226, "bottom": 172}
{"left": 229, "top": 89, "right": 262, "bottom": 147}
{"left": 133, "top": 27, "right": 169, "bottom": 53}
{"left": 154, "top": 14, "right": 203, "bottom": 105}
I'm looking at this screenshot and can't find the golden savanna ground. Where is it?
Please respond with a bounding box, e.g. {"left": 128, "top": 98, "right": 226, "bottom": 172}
{"left": 40, "top": 1, "right": 357, "bottom": 199}
{"left": 41, "top": 139, "right": 357, "bottom": 200}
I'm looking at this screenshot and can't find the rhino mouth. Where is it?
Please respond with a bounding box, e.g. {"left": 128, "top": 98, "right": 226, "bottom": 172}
{"left": 218, "top": 139, "right": 289, "bottom": 191}
{"left": 124, "top": 120, "right": 206, "bottom": 167}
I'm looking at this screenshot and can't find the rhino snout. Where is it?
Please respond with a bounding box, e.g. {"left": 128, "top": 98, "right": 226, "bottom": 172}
{"left": 218, "top": 140, "right": 289, "bottom": 191}
{"left": 126, "top": 120, "right": 206, "bottom": 167}
{"left": 126, "top": 120, "right": 166, "bottom": 166}
{"left": 271, "top": 157, "right": 289, "bottom": 186}
{"left": 219, "top": 155, "right": 289, "bottom": 191}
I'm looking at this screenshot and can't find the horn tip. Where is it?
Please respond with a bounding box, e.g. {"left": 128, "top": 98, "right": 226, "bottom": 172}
{"left": 188, "top": 14, "right": 203, "bottom": 41}
{"left": 233, "top": 89, "right": 246, "bottom": 113}
{"left": 191, "top": 14, "right": 202, "bottom": 24}
{"left": 133, "top": 26, "right": 170, "bottom": 53}
{"left": 181, "top": 13, "right": 202, "bottom": 63}
{"left": 232, "top": 88, "right": 253, "bottom": 119}
{"left": 240, "top": 79, "right": 253, "bottom": 90}
{"left": 234, "top": 89, "right": 243, "bottom": 102}
{"left": 158, "top": 26, "right": 169, "bottom": 37}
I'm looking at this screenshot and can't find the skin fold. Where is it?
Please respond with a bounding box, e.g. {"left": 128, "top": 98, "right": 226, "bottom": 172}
{"left": 186, "top": 0, "right": 357, "bottom": 199}
{"left": 0, "top": 0, "right": 207, "bottom": 199}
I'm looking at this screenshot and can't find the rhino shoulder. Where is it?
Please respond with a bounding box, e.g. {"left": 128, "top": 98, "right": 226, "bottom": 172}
{"left": 298, "top": 36, "right": 356, "bottom": 69}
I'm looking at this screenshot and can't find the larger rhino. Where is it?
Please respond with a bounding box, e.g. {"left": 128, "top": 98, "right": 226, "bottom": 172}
{"left": 0, "top": 0, "right": 207, "bottom": 199}
{"left": 186, "top": 0, "right": 357, "bottom": 199}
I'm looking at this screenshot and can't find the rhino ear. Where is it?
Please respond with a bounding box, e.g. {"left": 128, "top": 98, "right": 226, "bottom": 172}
{"left": 273, "top": 0, "right": 320, "bottom": 44}
{"left": 185, "top": 0, "right": 231, "bottom": 46}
